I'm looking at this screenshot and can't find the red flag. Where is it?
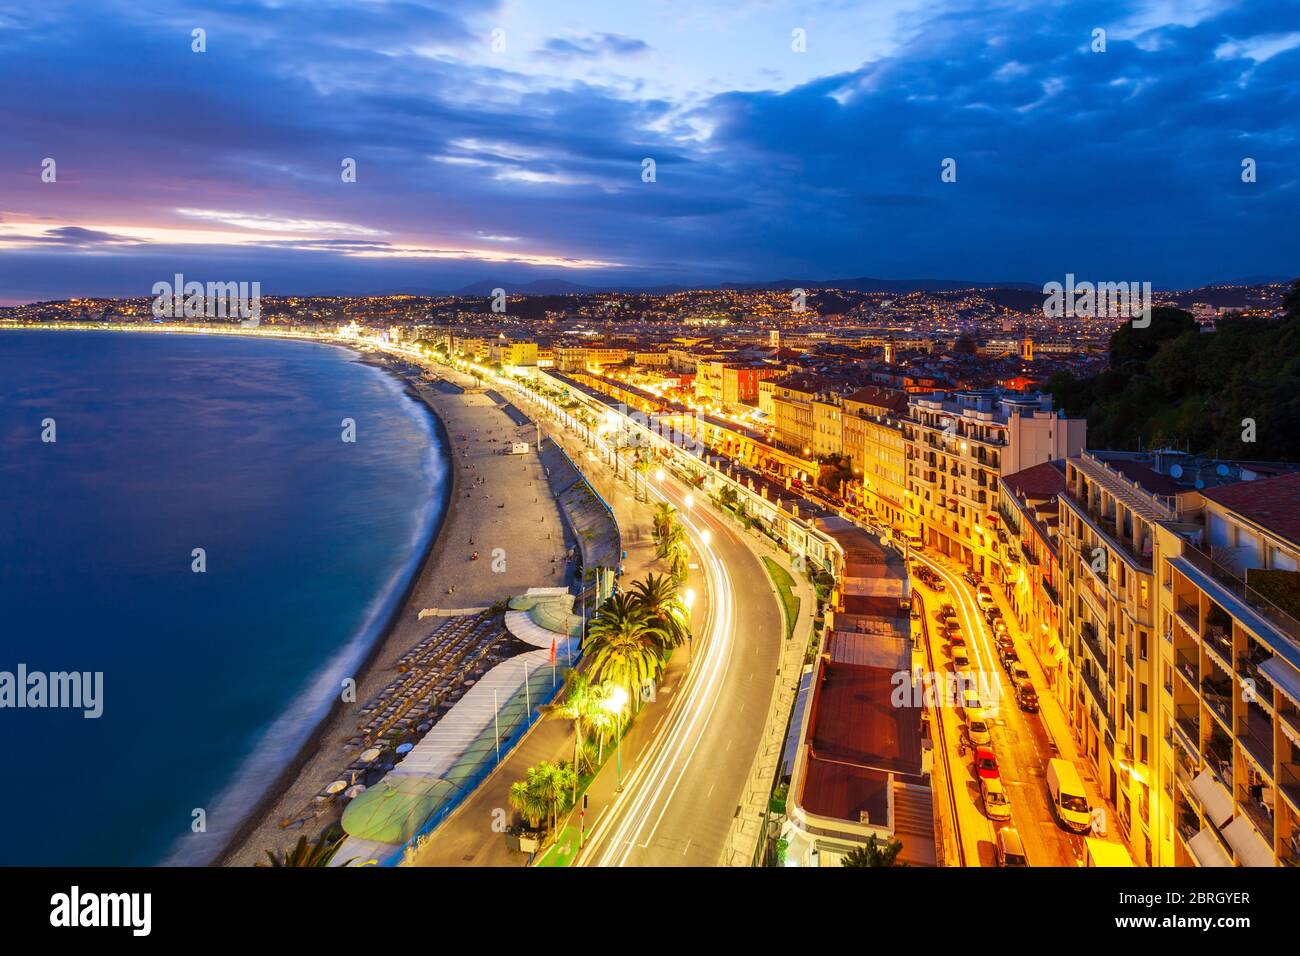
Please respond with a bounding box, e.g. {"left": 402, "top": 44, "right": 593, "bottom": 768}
{"left": 549, "top": 638, "right": 556, "bottom": 665}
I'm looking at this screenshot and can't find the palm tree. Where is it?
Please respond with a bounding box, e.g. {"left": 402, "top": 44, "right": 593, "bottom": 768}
{"left": 258, "top": 831, "right": 352, "bottom": 867}
{"left": 840, "top": 835, "right": 906, "bottom": 867}
{"left": 652, "top": 502, "right": 677, "bottom": 542}
{"left": 629, "top": 573, "right": 691, "bottom": 651}
{"left": 633, "top": 455, "right": 651, "bottom": 501}
{"left": 667, "top": 536, "right": 691, "bottom": 584}
{"left": 582, "top": 592, "right": 667, "bottom": 693}
{"left": 655, "top": 521, "right": 687, "bottom": 561}
{"left": 543, "top": 671, "right": 598, "bottom": 797}
{"left": 508, "top": 779, "right": 546, "bottom": 831}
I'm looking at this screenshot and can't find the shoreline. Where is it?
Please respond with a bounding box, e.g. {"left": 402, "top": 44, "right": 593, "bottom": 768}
{"left": 207, "top": 351, "right": 458, "bottom": 866}
{"left": 218, "top": 350, "right": 573, "bottom": 866}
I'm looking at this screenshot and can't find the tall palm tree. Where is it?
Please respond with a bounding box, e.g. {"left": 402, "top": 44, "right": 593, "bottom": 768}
{"left": 655, "top": 521, "right": 687, "bottom": 561}
{"left": 633, "top": 455, "right": 651, "bottom": 502}
{"left": 652, "top": 502, "right": 677, "bottom": 542}
{"left": 629, "top": 573, "right": 691, "bottom": 651}
{"left": 667, "top": 536, "right": 691, "bottom": 584}
{"left": 582, "top": 592, "right": 667, "bottom": 693}
{"left": 543, "top": 671, "right": 597, "bottom": 796}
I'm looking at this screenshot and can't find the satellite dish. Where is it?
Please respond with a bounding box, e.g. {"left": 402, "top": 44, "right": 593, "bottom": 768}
{"left": 1216, "top": 463, "right": 1229, "bottom": 476}
{"left": 1170, "top": 464, "right": 1183, "bottom": 479}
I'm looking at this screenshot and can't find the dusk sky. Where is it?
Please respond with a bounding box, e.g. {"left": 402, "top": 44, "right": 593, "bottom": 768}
{"left": 1, "top": 0, "right": 1297, "bottom": 303}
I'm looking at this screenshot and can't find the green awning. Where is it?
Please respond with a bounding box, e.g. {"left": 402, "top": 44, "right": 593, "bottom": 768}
{"left": 341, "top": 776, "right": 455, "bottom": 844}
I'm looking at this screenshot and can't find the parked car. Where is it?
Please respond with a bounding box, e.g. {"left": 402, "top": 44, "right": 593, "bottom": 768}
{"left": 976, "top": 585, "right": 995, "bottom": 607}
{"left": 996, "top": 827, "right": 1029, "bottom": 866}
{"left": 948, "top": 629, "right": 966, "bottom": 650}
{"left": 963, "top": 570, "right": 982, "bottom": 588}
{"left": 962, "top": 687, "right": 983, "bottom": 714}
{"left": 1000, "top": 645, "right": 1020, "bottom": 672}
{"left": 973, "top": 746, "right": 1000, "bottom": 779}
{"left": 1047, "top": 759, "right": 1092, "bottom": 833}
{"left": 983, "top": 606, "right": 1003, "bottom": 626}
{"left": 981, "top": 777, "right": 1012, "bottom": 821}
{"left": 1009, "top": 662, "right": 1030, "bottom": 683}
{"left": 1015, "top": 679, "right": 1039, "bottom": 713}
{"left": 952, "top": 646, "right": 971, "bottom": 669}
{"left": 968, "top": 715, "right": 993, "bottom": 747}
{"left": 994, "top": 634, "right": 1015, "bottom": 657}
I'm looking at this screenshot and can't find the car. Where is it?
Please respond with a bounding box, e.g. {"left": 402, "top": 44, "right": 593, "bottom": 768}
{"left": 976, "top": 585, "right": 995, "bottom": 606}
{"left": 1009, "top": 662, "right": 1030, "bottom": 683}
{"left": 981, "top": 777, "right": 1011, "bottom": 821}
{"left": 983, "top": 606, "right": 1003, "bottom": 625}
{"left": 968, "top": 715, "right": 993, "bottom": 747}
{"left": 951, "top": 646, "right": 971, "bottom": 669}
{"left": 1000, "top": 646, "right": 1020, "bottom": 672}
{"left": 948, "top": 630, "right": 967, "bottom": 650}
{"left": 973, "top": 746, "right": 1000, "bottom": 779}
{"left": 1015, "top": 679, "right": 1039, "bottom": 713}
{"left": 963, "top": 571, "right": 982, "bottom": 587}
{"left": 962, "top": 687, "right": 983, "bottom": 713}
{"left": 996, "top": 827, "right": 1029, "bottom": 866}
{"left": 929, "top": 578, "right": 946, "bottom": 593}
{"left": 994, "top": 634, "right": 1015, "bottom": 656}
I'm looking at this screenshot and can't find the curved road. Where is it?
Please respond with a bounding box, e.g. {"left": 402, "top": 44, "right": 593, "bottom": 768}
{"left": 578, "top": 467, "right": 786, "bottom": 866}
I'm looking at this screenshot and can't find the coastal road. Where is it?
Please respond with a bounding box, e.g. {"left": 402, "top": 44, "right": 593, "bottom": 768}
{"left": 578, "top": 466, "right": 786, "bottom": 866}
{"left": 509, "top": 386, "right": 788, "bottom": 867}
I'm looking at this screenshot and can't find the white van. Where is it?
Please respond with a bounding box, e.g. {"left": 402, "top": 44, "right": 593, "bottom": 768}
{"left": 1046, "top": 758, "right": 1091, "bottom": 833}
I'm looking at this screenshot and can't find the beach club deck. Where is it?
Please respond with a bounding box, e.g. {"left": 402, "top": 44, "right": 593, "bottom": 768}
{"left": 332, "top": 589, "right": 581, "bottom": 865}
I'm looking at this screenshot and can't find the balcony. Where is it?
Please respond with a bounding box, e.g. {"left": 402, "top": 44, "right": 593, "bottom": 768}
{"left": 1200, "top": 674, "right": 1233, "bottom": 731}
{"left": 1203, "top": 622, "right": 1234, "bottom": 670}
{"left": 1180, "top": 542, "right": 1300, "bottom": 655}
{"left": 1175, "top": 647, "right": 1199, "bottom": 687}
{"left": 1081, "top": 622, "right": 1107, "bottom": 668}
{"left": 1237, "top": 702, "right": 1274, "bottom": 772}
{"left": 1081, "top": 666, "right": 1107, "bottom": 712}
{"left": 1175, "top": 704, "right": 1199, "bottom": 756}
{"left": 1281, "top": 765, "right": 1300, "bottom": 812}
{"left": 1064, "top": 488, "right": 1153, "bottom": 570}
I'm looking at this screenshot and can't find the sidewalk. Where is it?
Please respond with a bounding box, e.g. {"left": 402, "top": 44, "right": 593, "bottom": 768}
{"left": 717, "top": 530, "right": 817, "bottom": 866}
{"left": 409, "top": 391, "right": 708, "bottom": 866}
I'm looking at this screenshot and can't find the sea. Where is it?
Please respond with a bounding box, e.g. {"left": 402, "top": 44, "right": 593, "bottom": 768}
{"left": 0, "top": 329, "right": 447, "bottom": 865}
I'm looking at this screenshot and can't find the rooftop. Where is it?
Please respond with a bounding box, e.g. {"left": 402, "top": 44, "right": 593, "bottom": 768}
{"left": 1201, "top": 471, "right": 1300, "bottom": 552}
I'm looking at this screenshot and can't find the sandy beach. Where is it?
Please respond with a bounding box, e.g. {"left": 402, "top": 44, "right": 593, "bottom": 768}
{"left": 220, "top": 356, "right": 573, "bottom": 866}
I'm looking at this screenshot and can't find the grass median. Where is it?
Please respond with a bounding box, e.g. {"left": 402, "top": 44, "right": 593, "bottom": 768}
{"left": 762, "top": 556, "right": 800, "bottom": 641}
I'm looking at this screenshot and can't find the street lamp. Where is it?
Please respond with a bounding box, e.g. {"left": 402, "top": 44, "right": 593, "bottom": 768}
{"left": 683, "top": 588, "right": 697, "bottom": 662}
{"left": 604, "top": 684, "right": 629, "bottom": 792}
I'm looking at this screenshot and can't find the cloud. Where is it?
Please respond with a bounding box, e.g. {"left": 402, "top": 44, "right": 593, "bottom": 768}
{"left": 540, "top": 33, "right": 651, "bottom": 59}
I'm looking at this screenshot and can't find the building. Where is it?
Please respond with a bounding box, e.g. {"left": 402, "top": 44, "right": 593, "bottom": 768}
{"left": 841, "top": 387, "right": 910, "bottom": 532}
{"left": 1057, "top": 450, "right": 1300, "bottom": 867}
{"left": 997, "top": 460, "right": 1068, "bottom": 689}
{"left": 489, "top": 339, "right": 538, "bottom": 368}
{"left": 783, "top": 517, "right": 935, "bottom": 866}
{"left": 811, "top": 395, "right": 843, "bottom": 459}
{"left": 903, "top": 390, "right": 1087, "bottom": 578}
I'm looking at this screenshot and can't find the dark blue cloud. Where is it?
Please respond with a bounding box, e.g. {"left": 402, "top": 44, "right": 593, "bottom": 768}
{"left": 0, "top": 0, "right": 1296, "bottom": 301}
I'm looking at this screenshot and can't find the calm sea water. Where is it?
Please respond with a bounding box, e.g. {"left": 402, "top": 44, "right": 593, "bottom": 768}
{"left": 0, "top": 330, "right": 447, "bottom": 865}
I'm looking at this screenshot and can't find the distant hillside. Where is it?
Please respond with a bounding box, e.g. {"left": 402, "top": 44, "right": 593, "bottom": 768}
{"left": 1046, "top": 281, "right": 1300, "bottom": 459}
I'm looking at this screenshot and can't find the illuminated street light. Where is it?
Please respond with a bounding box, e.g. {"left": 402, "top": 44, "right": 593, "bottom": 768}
{"left": 603, "top": 684, "right": 630, "bottom": 791}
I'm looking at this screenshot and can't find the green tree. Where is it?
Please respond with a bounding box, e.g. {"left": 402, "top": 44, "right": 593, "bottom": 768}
{"left": 840, "top": 835, "right": 906, "bottom": 867}
{"left": 258, "top": 830, "right": 353, "bottom": 868}
{"left": 582, "top": 592, "right": 667, "bottom": 692}
{"left": 629, "top": 573, "right": 691, "bottom": 651}
{"left": 652, "top": 502, "right": 677, "bottom": 541}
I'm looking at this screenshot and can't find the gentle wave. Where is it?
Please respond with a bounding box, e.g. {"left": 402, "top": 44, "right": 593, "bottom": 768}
{"left": 161, "top": 362, "right": 449, "bottom": 866}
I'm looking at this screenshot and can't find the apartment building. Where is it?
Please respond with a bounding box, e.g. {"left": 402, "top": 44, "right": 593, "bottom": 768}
{"left": 997, "top": 460, "right": 1068, "bottom": 689}
{"left": 841, "top": 387, "right": 911, "bottom": 533}
{"left": 488, "top": 339, "right": 538, "bottom": 368}
{"left": 812, "top": 395, "right": 843, "bottom": 459}
{"left": 1161, "top": 471, "right": 1300, "bottom": 868}
{"left": 903, "top": 390, "right": 1086, "bottom": 578}
{"left": 770, "top": 375, "right": 829, "bottom": 456}
{"left": 1057, "top": 450, "right": 1300, "bottom": 867}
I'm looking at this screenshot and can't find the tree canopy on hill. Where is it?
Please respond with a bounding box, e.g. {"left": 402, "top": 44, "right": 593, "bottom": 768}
{"left": 1046, "top": 280, "right": 1300, "bottom": 459}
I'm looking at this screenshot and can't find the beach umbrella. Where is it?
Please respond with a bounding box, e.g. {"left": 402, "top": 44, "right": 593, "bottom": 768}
{"left": 325, "top": 779, "right": 348, "bottom": 795}
{"left": 344, "top": 785, "right": 367, "bottom": 799}
{"left": 359, "top": 747, "right": 382, "bottom": 763}
{"left": 395, "top": 743, "right": 414, "bottom": 755}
